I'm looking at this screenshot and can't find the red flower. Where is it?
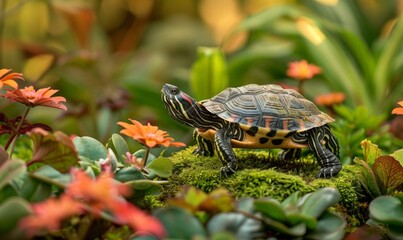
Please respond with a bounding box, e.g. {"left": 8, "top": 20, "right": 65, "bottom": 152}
{"left": 286, "top": 60, "right": 321, "bottom": 80}
{"left": 113, "top": 201, "right": 166, "bottom": 237}
{"left": 1, "top": 86, "right": 67, "bottom": 110}
{"left": 0, "top": 69, "right": 23, "bottom": 89}
{"left": 19, "top": 196, "right": 83, "bottom": 236}
{"left": 117, "top": 119, "right": 186, "bottom": 148}
{"left": 392, "top": 101, "right": 403, "bottom": 115}
{"left": 65, "top": 169, "right": 131, "bottom": 215}
{"left": 315, "top": 92, "right": 345, "bottom": 106}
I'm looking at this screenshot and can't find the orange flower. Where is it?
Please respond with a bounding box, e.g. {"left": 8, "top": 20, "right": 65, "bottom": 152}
{"left": 19, "top": 195, "right": 83, "bottom": 236}
{"left": 286, "top": 60, "right": 321, "bottom": 80}
{"left": 117, "top": 119, "right": 186, "bottom": 148}
{"left": 392, "top": 101, "right": 403, "bottom": 115}
{"left": 0, "top": 69, "right": 23, "bottom": 89}
{"left": 315, "top": 92, "right": 345, "bottom": 106}
{"left": 65, "top": 169, "right": 131, "bottom": 215}
{"left": 1, "top": 86, "right": 67, "bottom": 110}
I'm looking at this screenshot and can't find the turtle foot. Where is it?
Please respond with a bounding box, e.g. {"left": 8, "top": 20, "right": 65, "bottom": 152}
{"left": 219, "top": 161, "right": 238, "bottom": 178}
{"left": 316, "top": 164, "right": 342, "bottom": 178}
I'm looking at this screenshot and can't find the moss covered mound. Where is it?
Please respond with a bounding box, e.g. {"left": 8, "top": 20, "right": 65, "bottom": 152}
{"left": 150, "top": 146, "right": 366, "bottom": 229}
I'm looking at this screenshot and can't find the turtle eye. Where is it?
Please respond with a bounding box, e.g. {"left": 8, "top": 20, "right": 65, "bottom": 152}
{"left": 170, "top": 87, "right": 180, "bottom": 95}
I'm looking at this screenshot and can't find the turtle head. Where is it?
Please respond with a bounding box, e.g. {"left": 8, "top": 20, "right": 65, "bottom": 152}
{"left": 161, "top": 84, "right": 198, "bottom": 127}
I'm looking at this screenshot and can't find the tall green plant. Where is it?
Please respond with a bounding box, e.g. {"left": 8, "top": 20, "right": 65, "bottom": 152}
{"left": 227, "top": 3, "right": 403, "bottom": 114}
{"left": 190, "top": 47, "right": 229, "bottom": 100}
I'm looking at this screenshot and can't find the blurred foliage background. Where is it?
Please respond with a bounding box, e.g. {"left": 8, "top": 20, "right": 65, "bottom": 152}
{"left": 0, "top": 0, "right": 402, "bottom": 158}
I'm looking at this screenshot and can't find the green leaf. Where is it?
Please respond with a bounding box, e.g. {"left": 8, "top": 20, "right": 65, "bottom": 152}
{"left": 0, "top": 159, "right": 26, "bottom": 191}
{"left": 30, "top": 165, "right": 72, "bottom": 187}
{"left": 305, "top": 211, "right": 346, "bottom": 240}
{"left": 254, "top": 198, "right": 288, "bottom": 223}
{"left": 369, "top": 195, "right": 403, "bottom": 226}
{"left": 23, "top": 54, "right": 55, "bottom": 82}
{"left": 27, "top": 130, "right": 79, "bottom": 173}
{"left": 115, "top": 167, "right": 146, "bottom": 182}
{"left": 145, "top": 157, "right": 173, "bottom": 178}
{"left": 372, "top": 156, "right": 403, "bottom": 195}
{"left": 353, "top": 158, "right": 382, "bottom": 198}
{"left": 190, "top": 47, "right": 229, "bottom": 100}
{"left": 263, "top": 217, "right": 306, "bottom": 237}
{"left": 110, "top": 133, "right": 130, "bottom": 165}
{"left": 360, "top": 139, "right": 381, "bottom": 166}
{"left": 208, "top": 212, "right": 264, "bottom": 239}
{"left": 134, "top": 149, "right": 156, "bottom": 165}
{"left": 390, "top": 149, "right": 403, "bottom": 166}
{"left": 299, "top": 188, "right": 340, "bottom": 219}
{"left": 154, "top": 207, "right": 207, "bottom": 239}
{"left": 20, "top": 176, "right": 52, "bottom": 202}
{"left": 0, "top": 197, "right": 32, "bottom": 234}
{"left": 73, "top": 136, "right": 108, "bottom": 162}
{"left": 125, "top": 179, "right": 163, "bottom": 199}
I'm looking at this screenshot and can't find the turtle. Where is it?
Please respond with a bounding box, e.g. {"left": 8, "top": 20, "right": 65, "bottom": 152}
{"left": 161, "top": 83, "right": 342, "bottom": 178}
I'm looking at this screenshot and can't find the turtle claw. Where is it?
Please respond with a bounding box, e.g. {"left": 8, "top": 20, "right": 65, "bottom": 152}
{"left": 316, "top": 164, "right": 342, "bottom": 178}
{"left": 219, "top": 166, "right": 236, "bottom": 178}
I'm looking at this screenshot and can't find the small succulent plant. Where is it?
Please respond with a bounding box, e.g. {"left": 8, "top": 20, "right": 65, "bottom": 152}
{"left": 154, "top": 187, "right": 346, "bottom": 240}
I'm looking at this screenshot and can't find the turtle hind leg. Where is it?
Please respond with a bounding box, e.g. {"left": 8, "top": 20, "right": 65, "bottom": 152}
{"left": 214, "top": 128, "right": 238, "bottom": 177}
{"left": 192, "top": 129, "right": 214, "bottom": 157}
{"left": 322, "top": 124, "right": 340, "bottom": 158}
{"left": 307, "top": 127, "right": 342, "bottom": 178}
{"left": 278, "top": 148, "right": 301, "bottom": 160}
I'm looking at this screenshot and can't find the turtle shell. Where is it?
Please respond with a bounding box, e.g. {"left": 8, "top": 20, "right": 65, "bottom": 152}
{"left": 202, "top": 84, "right": 334, "bottom": 132}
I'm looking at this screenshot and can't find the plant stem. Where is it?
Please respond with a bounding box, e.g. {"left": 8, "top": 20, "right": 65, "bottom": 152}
{"left": 8, "top": 107, "right": 30, "bottom": 158}
{"left": 143, "top": 147, "right": 150, "bottom": 167}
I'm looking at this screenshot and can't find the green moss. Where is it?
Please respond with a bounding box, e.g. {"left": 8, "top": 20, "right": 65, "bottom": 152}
{"left": 155, "top": 146, "right": 366, "bottom": 229}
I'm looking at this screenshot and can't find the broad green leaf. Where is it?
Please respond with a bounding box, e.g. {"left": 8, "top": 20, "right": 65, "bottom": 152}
{"left": 369, "top": 195, "right": 403, "bottom": 225}
{"left": 300, "top": 188, "right": 340, "bottom": 219}
{"left": 390, "top": 149, "right": 403, "bottom": 166}
{"left": 254, "top": 198, "right": 288, "bottom": 223}
{"left": 23, "top": 54, "right": 55, "bottom": 82}
{"left": 73, "top": 136, "right": 107, "bottom": 162}
{"left": 20, "top": 176, "right": 52, "bottom": 202}
{"left": 27, "top": 130, "right": 79, "bottom": 173}
{"left": 115, "top": 167, "right": 146, "bottom": 182}
{"left": 263, "top": 217, "right": 306, "bottom": 237}
{"left": 190, "top": 47, "right": 229, "bottom": 100}
{"left": 305, "top": 211, "right": 346, "bottom": 240}
{"left": 154, "top": 207, "right": 207, "bottom": 239}
{"left": 208, "top": 212, "right": 264, "bottom": 239}
{"left": 360, "top": 139, "right": 381, "bottom": 166}
{"left": 0, "top": 159, "right": 26, "bottom": 191}
{"left": 110, "top": 133, "right": 130, "bottom": 165}
{"left": 372, "top": 156, "right": 403, "bottom": 194}
{"left": 125, "top": 179, "right": 163, "bottom": 199}
{"left": 31, "top": 165, "right": 72, "bottom": 187}
{"left": 145, "top": 157, "right": 173, "bottom": 178}
{"left": 0, "top": 197, "right": 32, "bottom": 234}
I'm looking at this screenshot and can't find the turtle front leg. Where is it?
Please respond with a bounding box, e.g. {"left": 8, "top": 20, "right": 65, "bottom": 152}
{"left": 214, "top": 128, "right": 238, "bottom": 177}
{"left": 307, "top": 127, "right": 342, "bottom": 178}
{"left": 192, "top": 129, "right": 214, "bottom": 156}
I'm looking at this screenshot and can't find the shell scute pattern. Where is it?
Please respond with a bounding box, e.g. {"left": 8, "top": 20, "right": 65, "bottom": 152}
{"left": 202, "top": 84, "right": 333, "bottom": 132}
